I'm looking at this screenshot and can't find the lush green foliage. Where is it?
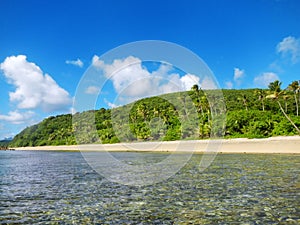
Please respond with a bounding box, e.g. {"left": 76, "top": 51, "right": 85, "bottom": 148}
{"left": 10, "top": 85, "right": 300, "bottom": 147}
{"left": 11, "top": 114, "right": 75, "bottom": 147}
{"left": 0, "top": 139, "right": 11, "bottom": 149}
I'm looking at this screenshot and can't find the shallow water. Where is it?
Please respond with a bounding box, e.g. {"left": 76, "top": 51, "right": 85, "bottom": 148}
{"left": 0, "top": 151, "right": 299, "bottom": 224}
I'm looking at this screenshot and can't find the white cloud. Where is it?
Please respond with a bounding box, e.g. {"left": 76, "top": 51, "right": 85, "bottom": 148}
{"left": 104, "top": 99, "right": 118, "bottom": 108}
{"left": 0, "top": 55, "right": 72, "bottom": 112}
{"left": 234, "top": 67, "right": 244, "bottom": 81}
{"left": 180, "top": 74, "right": 200, "bottom": 90}
{"left": 225, "top": 81, "right": 233, "bottom": 89}
{"left": 277, "top": 36, "right": 300, "bottom": 63}
{"left": 66, "top": 58, "right": 84, "bottom": 67}
{"left": 0, "top": 110, "right": 35, "bottom": 124}
{"left": 92, "top": 55, "right": 104, "bottom": 68}
{"left": 92, "top": 55, "right": 148, "bottom": 95}
{"left": 254, "top": 72, "right": 279, "bottom": 87}
{"left": 92, "top": 55, "right": 202, "bottom": 102}
{"left": 85, "top": 86, "right": 100, "bottom": 95}
{"left": 200, "top": 77, "right": 217, "bottom": 89}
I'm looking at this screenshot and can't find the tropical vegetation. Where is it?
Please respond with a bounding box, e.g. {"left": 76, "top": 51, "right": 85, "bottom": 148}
{"left": 9, "top": 80, "right": 300, "bottom": 147}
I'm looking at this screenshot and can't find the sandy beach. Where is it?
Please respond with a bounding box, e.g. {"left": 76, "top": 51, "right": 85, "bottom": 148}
{"left": 13, "top": 136, "right": 300, "bottom": 154}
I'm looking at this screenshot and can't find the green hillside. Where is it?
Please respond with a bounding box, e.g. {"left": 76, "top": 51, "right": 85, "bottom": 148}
{"left": 10, "top": 81, "right": 300, "bottom": 147}
{"left": 0, "top": 139, "right": 11, "bottom": 149}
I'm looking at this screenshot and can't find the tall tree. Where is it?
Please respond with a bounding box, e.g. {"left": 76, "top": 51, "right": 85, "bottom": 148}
{"left": 191, "top": 84, "right": 204, "bottom": 116}
{"left": 191, "top": 84, "right": 199, "bottom": 93}
{"left": 238, "top": 94, "right": 248, "bottom": 111}
{"left": 254, "top": 89, "right": 265, "bottom": 111}
{"left": 288, "top": 81, "right": 299, "bottom": 116}
{"left": 268, "top": 80, "right": 282, "bottom": 92}
{"left": 267, "top": 80, "right": 300, "bottom": 135}
{"left": 282, "top": 95, "right": 289, "bottom": 113}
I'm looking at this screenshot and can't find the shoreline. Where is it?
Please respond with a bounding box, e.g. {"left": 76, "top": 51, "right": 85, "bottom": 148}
{"left": 13, "top": 136, "right": 300, "bottom": 154}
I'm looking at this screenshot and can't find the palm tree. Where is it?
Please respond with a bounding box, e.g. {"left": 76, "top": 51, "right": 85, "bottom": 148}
{"left": 267, "top": 80, "right": 300, "bottom": 135}
{"left": 238, "top": 94, "right": 248, "bottom": 111}
{"left": 282, "top": 94, "right": 289, "bottom": 113}
{"left": 288, "top": 81, "right": 299, "bottom": 116}
{"left": 137, "top": 103, "right": 148, "bottom": 121}
{"left": 191, "top": 84, "right": 199, "bottom": 93}
{"left": 191, "top": 84, "right": 205, "bottom": 116}
{"left": 254, "top": 89, "right": 265, "bottom": 111}
{"left": 268, "top": 80, "right": 282, "bottom": 92}
{"left": 191, "top": 84, "right": 212, "bottom": 138}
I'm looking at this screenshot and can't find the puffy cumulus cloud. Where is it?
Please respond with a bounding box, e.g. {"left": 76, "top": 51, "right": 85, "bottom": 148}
{"left": 92, "top": 55, "right": 202, "bottom": 102}
{"left": 234, "top": 67, "right": 244, "bottom": 81}
{"left": 277, "top": 36, "right": 300, "bottom": 63}
{"left": 92, "top": 55, "right": 148, "bottom": 95}
{"left": 0, "top": 110, "right": 35, "bottom": 124}
{"left": 0, "top": 55, "right": 72, "bottom": 112}
{"left": 85, "top": 86, "right": 100, "bottom": 95}
{"left": 254, "top": 72, "right": 279, "bottom": 87}
{"left": 180, "top": 74, "right": 200, "bottom": 90}
{"left": 66, "top": 58, "right": 84, "bottom": 67}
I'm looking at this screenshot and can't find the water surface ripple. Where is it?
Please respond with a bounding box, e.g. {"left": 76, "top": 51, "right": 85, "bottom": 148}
{"left": 0, "top": 151, "right": 299, "bottom": 224}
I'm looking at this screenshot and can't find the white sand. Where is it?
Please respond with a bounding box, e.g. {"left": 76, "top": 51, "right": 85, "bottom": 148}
{"left": 13, "top": 136, "right": 300, "bottom": 154}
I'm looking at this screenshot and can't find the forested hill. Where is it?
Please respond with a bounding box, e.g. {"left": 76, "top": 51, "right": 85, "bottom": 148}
{"left": 10, "top": 85, "right": 300, "bottom": 147}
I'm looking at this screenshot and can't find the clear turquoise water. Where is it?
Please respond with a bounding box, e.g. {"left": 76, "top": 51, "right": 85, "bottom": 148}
{"left": 0, "top": 151, "right": 299, "bottom": 224}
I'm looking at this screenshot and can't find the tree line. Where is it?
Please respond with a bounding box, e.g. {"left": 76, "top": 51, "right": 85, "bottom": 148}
{"left": 9, "top": 80, "right": 300, "bottom": 147}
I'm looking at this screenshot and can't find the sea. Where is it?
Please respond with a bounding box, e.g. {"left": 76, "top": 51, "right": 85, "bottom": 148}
{"left": 0, "top": 150, "right": 299, "bottom": 224}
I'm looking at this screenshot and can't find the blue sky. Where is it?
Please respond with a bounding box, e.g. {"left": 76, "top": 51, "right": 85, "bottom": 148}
{"left": 0, "top": 0, "right": 300, "bottom": 139}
